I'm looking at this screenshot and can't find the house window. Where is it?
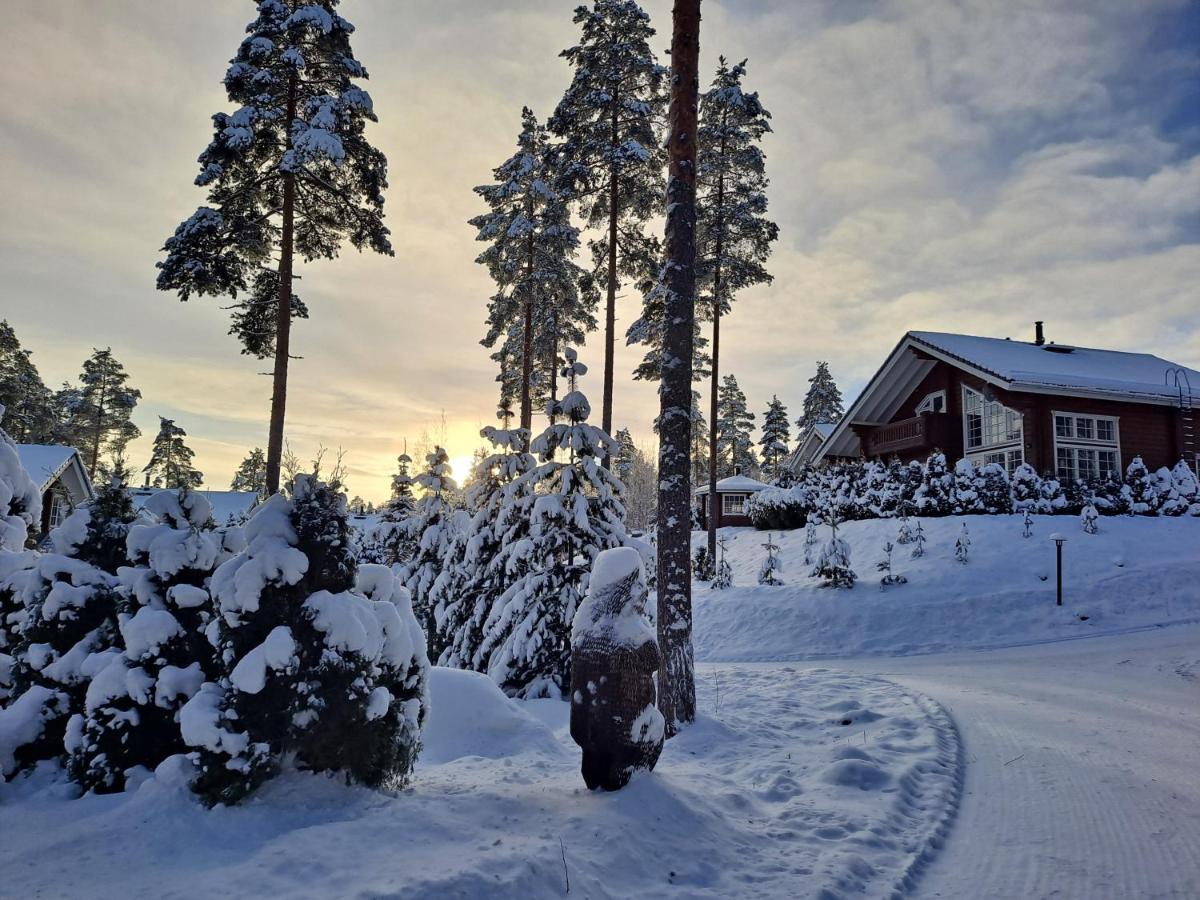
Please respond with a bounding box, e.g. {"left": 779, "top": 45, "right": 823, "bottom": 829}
{"left": 1053, "top": 411, "right": 1120, "bottom": 483}
{"left": 963, "top": 387, "right": 1024, "bottom": 473}
{"left": 47, "top": 493, "right": 69, "bottom": 531}
{"left": 721, "top": 493, "right": 748, "bottom": 516}
{"left": 915, "top": 390, "right": 946, "bottom": 415}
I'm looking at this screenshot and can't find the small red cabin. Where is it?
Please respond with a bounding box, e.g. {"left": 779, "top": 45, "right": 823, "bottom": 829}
{"left": 694, "top": 474, "right": 771, "bottom": 529}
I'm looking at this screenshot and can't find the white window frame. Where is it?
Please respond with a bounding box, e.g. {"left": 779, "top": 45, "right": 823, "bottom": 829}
{"left": 915, "top": 390, "right": 947, "bottom": 415}
{"left": 1052, "top": 410, "right": 1121, "bottom": 483}
{"left": 962, "top": 386, "right": 1024, "bottom": 473}
{"left": 721, "top": 493, "right": 748, "bottom": 516}
{"left": 47, "top": 493, "right": 69, "bottom": 531}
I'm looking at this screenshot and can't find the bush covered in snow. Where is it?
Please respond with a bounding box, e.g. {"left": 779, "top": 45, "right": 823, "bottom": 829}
{"left": 68, "top": 489, "right": 240, "bottom": 793}
{"left": 183, "top": 476, "right": 428, "bottom": 806}
{"left": 748, "top": 452, "right": 1200, "bottom": 530}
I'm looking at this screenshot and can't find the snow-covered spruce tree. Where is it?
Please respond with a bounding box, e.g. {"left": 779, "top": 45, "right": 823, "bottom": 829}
{"left": 230, "top": 448, "right": 269, "bottom": 500}
{"left": 56, "top": 348, "right": 141, "bottom": 481}
{"left": 439, "top": 422, "right": 534, "bottom": 671}
{"left": 1123, "top": 456, "right": 1159, "bottom": 515}
{"left": 1169, "top": 460, "right": 1200, "bottom": 516}
{"left": 0, "top": 477, "right": 137, "bottom": 777}
{"left": 895, "top": 507, "right": 914, "bottom": 545}
{"left": 614, "top": 427, "right": 657, "bottom": 533}
{"left": 0, "top": 414, "right": 42, "bottom": 705}
{"left": 373, "top": 452, "right": 417, "bottom": 567}
{"left": 0, "top": 322, "right": 59, "bottom": 445}
{"left": 157, "top": 1, "right": 392, "bottom": 496}
{"left": 68, "top": 490, "right": 236, "bottom": 793}
{"left": 1011, "top": 463, "right": 1043, "bottom": 512}
{"left": 812, "top": 516, "right": 855, "bottom": 588}
{"left": 1022, "top": 508, "right": 1033, "bottom": 538}
{"left": 472, "top": 107, "right": 596, "bottom": 434}
{"left": 910, "top": 520, "right": 927, "bottom": 558}
{"left": 877, "top": 541, "right": 907, "bottom": 589}
{"left": 692, "top": 546, "right": 713, "bottom": 582}
{"left": 952, "top": 458, "right": 983, "bottom": 514}
{"left": 715, "top": 374, "right": 757, "bottom": 477}
{"left": 478, "top": 350, "right": 628, "bottom": 697}
{"left": 143, "top": 417, "right": 204, "bottom": 489}
{"left": 915, "top": 452, "right": 954, "bottom": 516}
{"left": 711, "top": 536, "right": 733, "bottom": 590}
{"left": 757, "top": 533, "right": 783, "bottom": 585}
{"left": 181, "top": 476, "right": 428, "bottom": 807}
{"left": 954, "top": 522, "right": 971, "bottom": 564}
{"left": 402, "top": 448, "right": 458, "bottom": 661}
{"left": 551, "top": 0, "right": 666, "bottom": 438}
{"left": 759, "top": 396, "right": 791, "bottom": 483}
{"left": 803, "top": 518, "right": 819, "bottom": 565}
{"left": 796, "top": 361, "right": 843, "bottom": 433}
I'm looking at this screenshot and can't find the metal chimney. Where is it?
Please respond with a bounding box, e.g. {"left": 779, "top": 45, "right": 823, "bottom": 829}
{"left": 1035, "top": 321, "right": 1045, "bottom": 346}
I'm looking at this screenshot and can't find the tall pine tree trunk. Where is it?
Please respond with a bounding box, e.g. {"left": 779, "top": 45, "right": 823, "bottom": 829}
{"left": 548, "top": 310, "right": 559, "bottom": 426}
{"left": 602, "top": 90, "right": 620, "bottom": 462}
{"left": 656, "top": 0, "right": 701, "bottom": 736}
{"left": 88, "top": 379, "right": 108, "bottom": 480}
{"left": 520, "top": 215, "right": 535, "bottom": 440}
{"left": 265, "top": 75, "right": 298, "bottom": 497}
{"left": 705, "top": 126, "right": 728, "bottom": 561}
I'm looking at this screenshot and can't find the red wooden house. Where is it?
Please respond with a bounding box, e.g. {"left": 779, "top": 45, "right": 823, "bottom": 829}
{"left": 815, "top": 324, "right": 1199, "bottom": 481}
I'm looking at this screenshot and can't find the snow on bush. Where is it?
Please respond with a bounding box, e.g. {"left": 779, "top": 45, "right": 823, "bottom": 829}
{"left": 0, "top": 414, "right": 40, "bottom": 552}
{"left": 183, "top": 477, "right": 428, "bottom": 806}
{"left": 747, "top": 451, "right": 1200, "bottom": 530}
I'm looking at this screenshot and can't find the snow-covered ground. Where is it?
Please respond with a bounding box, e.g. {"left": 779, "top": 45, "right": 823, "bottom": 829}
{"left": 694, "top": 515, "right": 1200, "bottom": 661}
{"left": 1, "top": 516, "right": 1196, "bottom": 898}
{"left": 0, "top": 666, "right": 960, "bottom": 899}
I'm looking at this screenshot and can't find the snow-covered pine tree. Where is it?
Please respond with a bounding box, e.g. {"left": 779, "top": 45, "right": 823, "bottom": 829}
{"left": 692, "top": 55, "right": 778, "bottom": 562}
{"left": 1081, "top": 502, "right": 1099, "bottom": 534}
{"left": 158, "top": 1, "right": 392, "bottom": 496}
{"left": 812, "top": 515, "right": 855, "bottom": 588}
{"left": 712, "top": 536, "right": 733, "bottom": 590}
{"left": 715, "top": 374, "right": 757, "bottom": 476}
{"left": 757, "top": 533, "right": 783, "bottom": 585}
{"left": 954, "top": 522, "right": 971, "bottom": 564}
{"left": 402, "top": 447, "right": 458, "bottom": 660}
{"left": 56, "top": 349, "right": 141, "bottom": 481}
{"left": 68, "top": 489, "right": 238, "bottom": 793}
{"left": 759, "top": 396, "right": 791, "bottom": 483}
{"left": 1011, "top": 463, "right": 1043, "bottom": 512}
{"left": 952, "top": 458, "right": 983, "bottom": 514}
{"left": 478, "top": 350, "right": 628, "bottom": 697}
{"left": 910, "top": 520, "right": 927, "bottom": 558}
{"left": 181, "top": 476, "right": 428, "bottom": 806}
{"left": 692, "top": 546, "right": 713, "bottom": 581}
{"left": 0, "top": 322, "right": 59, "bottom": 445}
{"left": 803, "top": 518, "right": 819, "bottom": 565}
{"left": 439, "top": 422, "right": 535, "bottom": 672}
{"left": 877, "top": 541, "right": 907, "bottom": 588}
{"left": 472, "top": 107, "right": 596, "bottom": 434}
{"left": 550, "top": 0, "right": 666, "bottom": 439}
{"left": 1169, "top": 460, "right": 1200, "bottom": 516}
{"left": 795, "top": 361, "right": 843, "bottom": 433}
{"left": 373, "top": 452, "right": 417, "bottom": 567}
{"left": 977, "top": 462, "right": 1013, "bottom": 514}
{"left": 613, "top": 427, "right": 657, "bottom": 533}
{"left": 689, "top": 390, "right": 711, "bottom": 487}
{"left": 1123, "top": 456, "right": 1159, "bottom": 515}
{"left": 0, "top": 475, "right": 136, "bottom": 778}
{"left": 230, "top": 448, "right": 269, "bottom": 500}
{"left": 895, "top": 507, "right": 914, "bottom": 545}
{"left": 915, "top": 452, "right": 954, "bottom": 516}
{"left": 0, "top": 414, "right": 42, "bottom": 706}
{"left": 142, "top": 417, "right": 204, "bottom": 490}
{"left": 1022, "top": 508, "right": 1033, "bottom": 538}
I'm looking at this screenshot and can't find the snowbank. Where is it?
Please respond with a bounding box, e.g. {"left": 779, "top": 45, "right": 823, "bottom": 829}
{"left": 694, "top": 515, "right": 1200, "bottom": 661}
{"left": 0, "top": 665, "right": 961, "bottom": 899}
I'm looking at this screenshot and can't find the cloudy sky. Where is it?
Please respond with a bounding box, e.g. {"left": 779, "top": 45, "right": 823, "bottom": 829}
{"left": 3, "top": 0, "right": 1198, "bottom": 501}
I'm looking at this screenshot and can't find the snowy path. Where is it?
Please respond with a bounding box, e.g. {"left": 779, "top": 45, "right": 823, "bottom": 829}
{"left": 831, "top": 625, "right": 1200, "bottom": 899}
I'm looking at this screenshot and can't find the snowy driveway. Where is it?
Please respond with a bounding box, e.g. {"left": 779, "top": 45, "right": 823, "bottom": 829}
{"left": 828, "top": 625, "right": 1200, "bottom": 899}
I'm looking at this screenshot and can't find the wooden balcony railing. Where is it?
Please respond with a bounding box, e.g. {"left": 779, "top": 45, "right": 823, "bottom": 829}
{"left": 864, "top": 413, "right": 952, "bottom": 458}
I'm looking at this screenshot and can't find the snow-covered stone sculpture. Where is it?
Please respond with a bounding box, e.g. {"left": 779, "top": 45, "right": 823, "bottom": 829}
{"left": 569, "top": 548, "right": 663, "bottom": 791}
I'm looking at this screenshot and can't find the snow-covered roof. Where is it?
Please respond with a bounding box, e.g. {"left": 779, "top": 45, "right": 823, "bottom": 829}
{"left": 693, "top": 475, "right": 771, "bottom": 496}
{"left": 130, "top": 488, "right": 259, "bottom": 524}
{"left": 15, "top": 444, "right": 94, "bottom": 505}
{"left": 909, "top": 331, "right": 1200, "bottom": 403}
{"left": 820, "top": 330, "right": 1200, "bottom": 460}
{"left": 811, "top": 422, "right": 837, "bottom": 440}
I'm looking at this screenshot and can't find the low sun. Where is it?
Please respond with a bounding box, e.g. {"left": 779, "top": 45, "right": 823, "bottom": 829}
{"left": 448, "top": 455, "right": 476, "bottom": 484}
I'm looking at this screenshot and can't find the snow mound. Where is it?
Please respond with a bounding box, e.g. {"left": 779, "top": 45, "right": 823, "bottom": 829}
{"left": 420, "top": 667, "right": 563, "bottom": 765}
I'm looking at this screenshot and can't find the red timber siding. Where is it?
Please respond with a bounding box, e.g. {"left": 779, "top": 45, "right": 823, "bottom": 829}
{"left": 866, "top": 358, "right": 1185, "bottom": 472}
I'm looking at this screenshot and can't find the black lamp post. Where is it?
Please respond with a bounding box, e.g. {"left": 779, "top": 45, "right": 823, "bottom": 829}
{"left": 1050, "top": 534, "right": 1067, "bottom": 606}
